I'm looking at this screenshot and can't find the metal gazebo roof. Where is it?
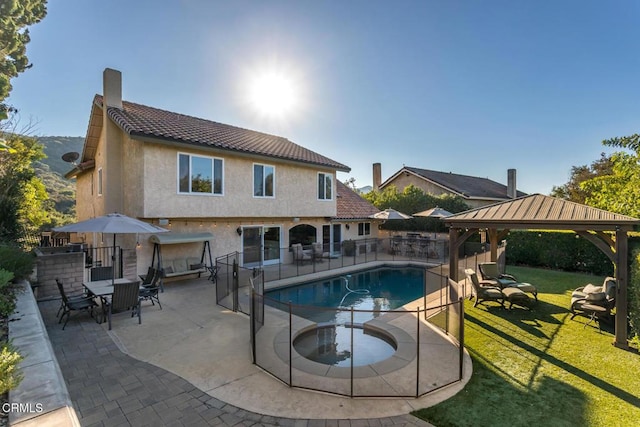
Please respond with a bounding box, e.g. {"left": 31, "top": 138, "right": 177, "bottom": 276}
{"left": 443, "top": 193, "right": 640, "bottom": 349}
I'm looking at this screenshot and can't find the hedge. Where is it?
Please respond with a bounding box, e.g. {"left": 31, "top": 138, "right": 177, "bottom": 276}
{"left": 503, "top": 230, "right": 638, "bottom": 276}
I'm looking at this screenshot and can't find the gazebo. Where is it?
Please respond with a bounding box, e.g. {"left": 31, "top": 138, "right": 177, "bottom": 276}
{"left": 443, "top": 194, "right": 640, "bottom": 349}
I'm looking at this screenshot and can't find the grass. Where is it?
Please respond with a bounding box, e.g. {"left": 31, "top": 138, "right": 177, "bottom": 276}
{"left": 414, "top": 266, "right": 640, "bottom": 427}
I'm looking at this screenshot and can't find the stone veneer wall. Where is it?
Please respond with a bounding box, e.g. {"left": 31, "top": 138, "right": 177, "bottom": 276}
{"left": 34, "top": 248, "right": 85, "bottom": 301}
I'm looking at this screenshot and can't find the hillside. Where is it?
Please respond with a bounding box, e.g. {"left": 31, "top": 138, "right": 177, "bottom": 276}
{"left": 35, "top": 136, "right": 83, "bottom": 220}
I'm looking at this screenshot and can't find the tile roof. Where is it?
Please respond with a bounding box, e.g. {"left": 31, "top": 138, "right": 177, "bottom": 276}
{"left": 335, "top": 180, "right": 380, "bottom": 220}
{"left": 444, "top": 193, "right": 640, "bottom": 230}
{"left": 390, "top": 166, "right": 526, "bottom": 200}
{"left": 94, "top": 95, "right": 350, "bottom": 172}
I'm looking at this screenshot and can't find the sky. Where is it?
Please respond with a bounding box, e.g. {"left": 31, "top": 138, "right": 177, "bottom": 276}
{"left": 8, "top": 0, "right": 640, "bottom": 195}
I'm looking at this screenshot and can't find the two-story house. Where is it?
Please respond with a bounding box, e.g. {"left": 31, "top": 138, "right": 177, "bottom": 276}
{"left": 66, "top": 68, "right": 375, "bottom": 274}
{"left": 374, "top": 164, "right": 526, "bottom": 208}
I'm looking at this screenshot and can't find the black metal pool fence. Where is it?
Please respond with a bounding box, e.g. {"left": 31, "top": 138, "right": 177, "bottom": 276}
{"left": 248, "top": 269, "right": 465, "bottom": 399}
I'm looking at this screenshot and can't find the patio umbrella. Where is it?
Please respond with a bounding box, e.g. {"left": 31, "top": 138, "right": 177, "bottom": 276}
{"left": 54, "top": 213, "right": 168, "bottom": 284}
{"left": 413, "top": 207, "right": 453, "bottom": 239}
{"left": 413, "top": 207, "right": 453, "bottom": 218}
{"left": 369, "top": 208, "right": 413, "bottom": 220}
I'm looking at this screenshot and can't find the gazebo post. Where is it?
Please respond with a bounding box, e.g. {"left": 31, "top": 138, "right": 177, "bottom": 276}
{"left": 614, "top": 228, "right": 629, "bottom": 349}
{"left": 449, "top": 227, "right": 460, "bottom": 282}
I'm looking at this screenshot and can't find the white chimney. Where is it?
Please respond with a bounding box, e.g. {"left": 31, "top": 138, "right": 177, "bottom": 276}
{"left": 103, "top": 68, "right": 122, "bottom": 109}
{"left": 507, "top": 169, "right": 517, "bottom": 199}
{"left": 373, "top": 163, "right": 382, "bottom": 191}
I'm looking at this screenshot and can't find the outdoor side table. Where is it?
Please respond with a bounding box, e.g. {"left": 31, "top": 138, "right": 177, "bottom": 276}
{"left": 580, "top": 303, "right": 607, "bottom": 331}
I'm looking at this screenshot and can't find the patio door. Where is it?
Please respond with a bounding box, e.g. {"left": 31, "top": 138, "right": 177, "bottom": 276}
{"left": 242, "top": 226, "right": 281, "bottom": 267}
{"left": 322, "top": 224, "right": 342, "bottom": 255}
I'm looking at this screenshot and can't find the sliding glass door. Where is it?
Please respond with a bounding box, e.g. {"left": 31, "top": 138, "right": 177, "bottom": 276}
{"left": 242, "top": 226, "right": 281, "bottom": 267}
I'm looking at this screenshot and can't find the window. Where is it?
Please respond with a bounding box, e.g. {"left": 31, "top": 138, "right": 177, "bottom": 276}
{"left": 253, "top": 164, "right": 275, "bottom": 197}
{"left": 318, "top": 173, "right": 333, "bottom": 200}
{"left": 97, "top": 168, "right": 103, "bottom": 196}
{"left": 358, "top": 222, "right": 371, "bottom": 236}
{"left": 178, "top": 153, "right": 223, "bottom": 195}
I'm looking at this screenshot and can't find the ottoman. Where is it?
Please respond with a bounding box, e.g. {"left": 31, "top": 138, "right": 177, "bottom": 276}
{"left": 501, "top": 287, "right": 530, "bottom": 309}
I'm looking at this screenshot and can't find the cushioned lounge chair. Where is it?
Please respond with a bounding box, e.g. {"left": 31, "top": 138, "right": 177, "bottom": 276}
{"left": 465, "top": 268, "right": 504, "bottom": 308}
{"left": 570, "top": 277, "right": 616, "bottom": 330}
{"left": 478, "top": 262, "right": 538, "bottom": 301}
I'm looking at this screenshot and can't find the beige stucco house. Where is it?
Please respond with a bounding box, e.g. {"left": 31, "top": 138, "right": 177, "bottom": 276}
{"left": 375, "top": 164, "right": 526, "bottom": 208}
{"left": 66, "top": 68, "right": 379, "bottom": 274}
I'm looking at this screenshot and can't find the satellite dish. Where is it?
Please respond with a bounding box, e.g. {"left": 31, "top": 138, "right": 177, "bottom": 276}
{"left": 61, "top": 152, "right": 80, "bottom": 164}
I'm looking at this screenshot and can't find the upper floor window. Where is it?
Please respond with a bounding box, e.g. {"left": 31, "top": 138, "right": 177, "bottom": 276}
{"left": 358, "top": 222, "right": 371, "bottom": 236}
{"left": 318, "top": 172, "right": 333, "bottom": 200}
{"left": 97, "top": 168, "right": 103, "bottom": 196}
{"left": 253, "top": 163, "right": 275, "bottom": 198}
{"left": 178, "top": 153, "right": 223, "bottom": 195}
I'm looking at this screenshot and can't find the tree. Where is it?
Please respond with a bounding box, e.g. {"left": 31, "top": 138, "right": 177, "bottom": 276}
{"left": 364, "top": 184, "right": 469, "bottom": 232}
{"left": 579, "top": 136, "right": 640, "bottom": 217}
{"left": 0, "top": 134, "right": 49, "bottom": 243}
{"left": 550, "top": 153, "right": 614, "bottom": 204}
{"left": 0, "top": 0, "right": 48, "bottom": 118}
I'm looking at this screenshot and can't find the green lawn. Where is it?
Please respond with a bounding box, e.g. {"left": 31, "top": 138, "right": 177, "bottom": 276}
{"left": 414, "top": 266, "right": 640, "bottom": 427}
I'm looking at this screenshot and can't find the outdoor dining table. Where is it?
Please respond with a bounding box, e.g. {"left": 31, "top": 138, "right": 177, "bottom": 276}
{"left": 83, "top": 278, "right": 138, "bottom": 323}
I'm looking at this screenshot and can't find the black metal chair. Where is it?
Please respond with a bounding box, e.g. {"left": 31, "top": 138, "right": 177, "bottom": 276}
{"left": 56, "top": 278, "right": 97, "bottom": 330}
{"left": 139, "top": 268, "right": 162, "bottom": 310}
{"left": 90, "top": 266, "right": 113, "bottom": 281}
{"left": 101, "top": 281, "right": 141, "bottom": 330}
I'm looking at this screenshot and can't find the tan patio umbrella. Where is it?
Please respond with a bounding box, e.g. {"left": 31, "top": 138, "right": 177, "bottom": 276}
{"left": 369, "top": 208, "right": 413, "bottom": 220}
{"left": 413, "top": 207, "right": 453, "bottom": 218}
{"left": 54, "top": 213, "right": 168, "bottom": 284}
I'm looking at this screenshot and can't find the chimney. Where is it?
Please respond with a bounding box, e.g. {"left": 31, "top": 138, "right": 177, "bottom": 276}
{"left": 373, "top": 163, "right": 382, "bottom": 191}
{"left": 507, "top": 169, "right": 517, "bottom": 199}
{"left": 103, "top": 68, "right": 122, "bottom": 109}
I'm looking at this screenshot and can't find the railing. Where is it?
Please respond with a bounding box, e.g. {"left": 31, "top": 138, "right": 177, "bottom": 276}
{"left": 249, "top": 268, "right": 464, "bottom": 398}
{"left": 235, "top": 237, "right": 450, "bottom": 284}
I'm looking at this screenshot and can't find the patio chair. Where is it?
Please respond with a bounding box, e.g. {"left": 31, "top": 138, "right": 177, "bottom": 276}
{"left": 138, "top": 266, "right": 156, "bottom": 286}
{"left": 55, "top": 278, "right": 92, "bottom": 319}
{"left": 478, "top": 262, "right": 538, "bottom": 301}
{"left": 292, "top": 243, "right": 312, "bottom": 265}
{"left": 570, "top": 277, "right": 616, "bottom": 330}
{"left": 464, "top": 268, "right": 504, "bottom": 308}
{"left": 90, "top": 266, "right": 113, "bottom": 281}
{"left": 312, "top": 242, "right": 324, "bottom": 262}
{"left": 139, "top": 268, "right": 162, "bottom": 310}
{"left": 56, "top": 278, "right": 98, "bottom": 330}
{"left": 101, "top": 280, "right": 141, "bottom": 330}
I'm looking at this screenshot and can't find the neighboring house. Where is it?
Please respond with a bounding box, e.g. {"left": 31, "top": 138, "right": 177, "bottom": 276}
{"left": 66, "top": 68, "right": 356, "bottom": 273}
{"left": 376, "top": 165, "right": 526, "bottom": 208}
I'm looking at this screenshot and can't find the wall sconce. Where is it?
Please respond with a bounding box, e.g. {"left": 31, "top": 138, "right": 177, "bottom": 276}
{"left": 136, "top": 242, "right": 142, "bottom": 249}
{"left": 236, "top": 227, "right": 243, "bottom": 236}
{"left": 345, "top": 224, "right": 350, "bottom": 230}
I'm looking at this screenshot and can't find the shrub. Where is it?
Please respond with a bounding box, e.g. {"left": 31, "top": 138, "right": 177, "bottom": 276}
{"left": 0, "top": 269, "right": 17, "bottom": 318}
{"left": 0, "top": 244, "right": 35, "bottom": 280}
{"left": 0, "top": 341, "right": 23, "bottom": 395}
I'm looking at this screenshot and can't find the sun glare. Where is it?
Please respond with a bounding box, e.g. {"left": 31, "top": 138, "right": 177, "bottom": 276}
{"left": 244, "top": 65, "right": 304, "bottom": 121}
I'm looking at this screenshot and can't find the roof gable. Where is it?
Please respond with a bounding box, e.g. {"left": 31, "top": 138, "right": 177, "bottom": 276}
{"left": 335, "top": 180, "right": 380, "bottom": 220}
{"left": 87, "top": 95, "right": 349, "bottom": 171}
{"left": 382, "top": 166, "right": 526, "bottom": 200}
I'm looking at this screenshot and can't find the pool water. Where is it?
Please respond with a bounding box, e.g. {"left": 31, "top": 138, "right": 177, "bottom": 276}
{"left": 266, "top": 266, "right": 425, "bottom": 324}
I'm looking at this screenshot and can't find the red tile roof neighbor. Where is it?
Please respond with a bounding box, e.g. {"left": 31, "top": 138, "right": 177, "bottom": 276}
{"left": 335, "top": 180, "right": 380, "bottom": 220}
{"left": 94, "top": 95, "right": 350, "bottom": 172}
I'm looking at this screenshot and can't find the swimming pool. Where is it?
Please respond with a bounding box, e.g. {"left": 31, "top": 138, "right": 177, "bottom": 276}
{"left": 265, "top": 266, "right": 425, "bottom": 324}
{"left": 265, "top": 266, "right": 425, "bottom": 367}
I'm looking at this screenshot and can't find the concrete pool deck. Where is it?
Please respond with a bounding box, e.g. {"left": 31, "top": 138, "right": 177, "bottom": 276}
{"left": 39, "top": 272, "right": 471, "bottom": 424}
